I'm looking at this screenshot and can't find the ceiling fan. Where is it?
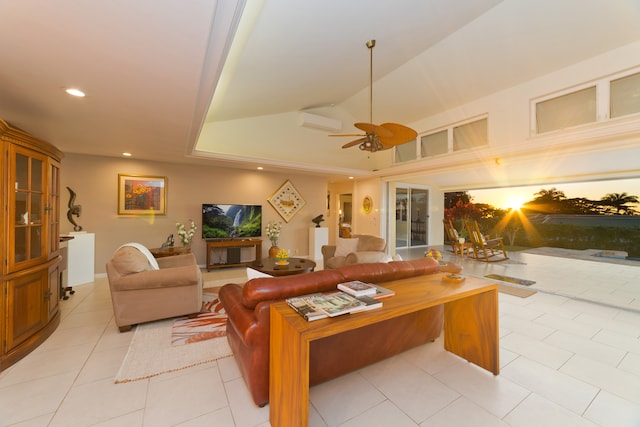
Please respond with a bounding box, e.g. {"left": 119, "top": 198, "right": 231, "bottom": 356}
{"left": 331, "top": 40, "right": 417, "bottom": 152}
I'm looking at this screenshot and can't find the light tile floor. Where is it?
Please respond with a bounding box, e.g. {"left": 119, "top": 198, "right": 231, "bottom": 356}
{"left": 1, "top": 248, "right": 639, "bottom": 426}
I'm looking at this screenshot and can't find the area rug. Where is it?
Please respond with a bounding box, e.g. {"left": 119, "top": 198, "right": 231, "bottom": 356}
{"left": 114, "top": 291, "right": 232, "bottom": 383}
{"left": 171, "top": 293, "right": 227, "bottom": 346}
{"left": 485, "top": 274, "right": 536, "bottom": 286}
{"left": 498, "top": 284, "right": 537, "bottom": 298}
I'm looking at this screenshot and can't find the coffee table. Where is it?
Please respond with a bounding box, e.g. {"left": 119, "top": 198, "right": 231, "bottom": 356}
{"left": 269, "top": 273, "right": 499, "bottom": 426}
{"left": 250, "top": 257, "right": 316, "bottom": 277}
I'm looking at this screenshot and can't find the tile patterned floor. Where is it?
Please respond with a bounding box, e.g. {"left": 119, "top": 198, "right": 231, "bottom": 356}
{"left": 1, "top": 249, "right": 639, "bottom": 426}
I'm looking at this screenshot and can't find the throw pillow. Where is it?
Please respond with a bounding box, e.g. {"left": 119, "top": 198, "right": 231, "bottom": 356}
{"left": 334, "top": 237, "right": 359, "bottom": 257}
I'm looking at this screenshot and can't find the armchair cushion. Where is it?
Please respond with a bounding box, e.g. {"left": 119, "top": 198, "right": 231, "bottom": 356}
{"left": 334, "top": 237, "right": 359, "bottom": 257}
{"left": 354, "top": 234, "right": 386, "bottom": 252}
{"left": 344, "top": 251, "right": 392, "bottom": 265}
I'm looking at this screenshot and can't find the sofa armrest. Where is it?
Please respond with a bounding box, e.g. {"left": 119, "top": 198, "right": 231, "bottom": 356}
{"left": 344, "top": 251, "right": 392, "bottom": 265}
{"left": 321, "top": 245, "right": 336, "bottom": 263}
{"left": 110, "top": 264, "right": 201, "bottom": 291}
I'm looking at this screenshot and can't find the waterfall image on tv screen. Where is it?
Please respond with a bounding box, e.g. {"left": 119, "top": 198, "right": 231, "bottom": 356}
{"left": 202, "top": 204, "right": 262, "bottom": 239}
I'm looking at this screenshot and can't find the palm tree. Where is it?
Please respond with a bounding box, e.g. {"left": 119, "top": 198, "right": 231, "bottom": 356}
{"left": 600, "top": 192, "right": 639, "bottom": 215}
{"left": 525, "top": 188, "right": 567, "bottom": 214}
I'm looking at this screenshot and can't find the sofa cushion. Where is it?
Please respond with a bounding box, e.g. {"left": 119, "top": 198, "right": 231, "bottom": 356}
{"left": 110, "top": 246, "right": 156, "bottom": 276}
{"left": 334, "top": 237, "right": 359, "bottom": 257}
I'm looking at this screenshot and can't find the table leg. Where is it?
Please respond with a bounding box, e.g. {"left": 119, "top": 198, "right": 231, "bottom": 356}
{"left": 270, "top": 306, "right": 309, "bottom": 426}
{"left": 443, "top": 288, "right": 499, "bottom": 374}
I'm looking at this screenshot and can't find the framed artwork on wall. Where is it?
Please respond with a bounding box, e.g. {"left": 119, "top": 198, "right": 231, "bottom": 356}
{"left": 268, "top": 179, "right": 306, "bottom": 222}
{"left": 118, "top": 174, "right": 167, "bottom": 215}
{"left": 363, "top": 195, "right": 373, "bottom": 214}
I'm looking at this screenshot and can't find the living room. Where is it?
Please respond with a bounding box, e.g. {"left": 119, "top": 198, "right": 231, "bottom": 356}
{"left": 2, "top": 1, "right": 640, "bottom": 426}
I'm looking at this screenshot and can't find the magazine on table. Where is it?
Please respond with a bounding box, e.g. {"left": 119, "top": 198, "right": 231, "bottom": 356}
{"left": 371, "top": 284, "right": 395, "bottom": 299}
{"left": 286, "top": 291, "right": 382, "bottom": 321}
{"left": 351, "top": 295, "right": 383, "bottom": 312}
{"left": 337, "top": 280, "right": 378, "bottom": 297}
{"left": 286, "top": 294, "right": 328, "bottom": 321}
{"left": 308, "top": 292, "right": 366, "bottom": 317}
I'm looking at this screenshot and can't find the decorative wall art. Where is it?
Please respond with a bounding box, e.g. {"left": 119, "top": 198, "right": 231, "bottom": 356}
{"left": 118, "top": 174, "right": 167, "bottom": 215}
{"left": 363, "top": 195, "right": 373, "bottom": 214}
{"left": 268, "top": 179, "right": 306, "bottom": 222}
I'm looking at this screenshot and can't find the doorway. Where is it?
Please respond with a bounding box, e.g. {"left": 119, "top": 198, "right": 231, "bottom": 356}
{"left": 395, "top": 187, "right": 428, "bottom": 248}
{"left": 338, "top": 194, "right": 352, "bottom": 237}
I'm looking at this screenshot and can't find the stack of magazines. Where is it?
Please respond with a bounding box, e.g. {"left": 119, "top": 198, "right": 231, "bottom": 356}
{"left": 338, "top": 280, "right": 395, "bottom": 300}
{"left": 286, "top": 281, "right": 394, "bottom": 321}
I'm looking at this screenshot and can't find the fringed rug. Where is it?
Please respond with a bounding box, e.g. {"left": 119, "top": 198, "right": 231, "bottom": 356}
{"left": 114, "top": 291, "right": 232, "bottom": 383}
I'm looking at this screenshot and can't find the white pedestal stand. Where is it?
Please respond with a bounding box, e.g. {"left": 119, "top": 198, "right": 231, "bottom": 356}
{"left": 66, "top": 232, "right": 95, "bottom": 286}
{"left": 309, "top": 227, "right": 328, "bottom": 263}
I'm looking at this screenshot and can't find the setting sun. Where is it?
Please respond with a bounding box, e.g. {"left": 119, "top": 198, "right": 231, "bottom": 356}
{"left": 505, "top": 197, "right": 525, "bottom": 210}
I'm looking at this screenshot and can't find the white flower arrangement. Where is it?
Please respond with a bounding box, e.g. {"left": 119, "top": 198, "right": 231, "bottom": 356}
{"left": 265, "top": 221, "right": 282, "bottom": 245}
{"left": 176, "top": 219, "right": 197, "bottom": 245}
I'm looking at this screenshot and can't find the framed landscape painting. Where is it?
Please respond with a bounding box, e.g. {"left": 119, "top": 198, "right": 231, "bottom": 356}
{"left": 118, "top": 174, "right": 167, "bottom": 215}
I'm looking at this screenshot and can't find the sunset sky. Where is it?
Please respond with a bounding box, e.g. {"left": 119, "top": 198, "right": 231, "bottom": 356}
{"left": 467, "top": 178, "right": 640, "bottom": 210}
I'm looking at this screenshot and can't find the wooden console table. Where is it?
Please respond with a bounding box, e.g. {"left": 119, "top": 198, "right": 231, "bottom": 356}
{"left": 269, "top": 273, "right": 499, "bottom": 426}
{"left": 149, "top": 246, "right": 191, "bottom": 258}
{"left": 206, "top": 239, "right": 262, "bottom": 271}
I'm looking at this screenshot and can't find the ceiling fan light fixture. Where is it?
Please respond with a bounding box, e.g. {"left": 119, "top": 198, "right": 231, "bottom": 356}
{"left": 331, "top": 39, "right": 417, "bottom": 152}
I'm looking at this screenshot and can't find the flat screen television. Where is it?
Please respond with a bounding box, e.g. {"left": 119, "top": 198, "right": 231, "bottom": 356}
{"left": 202, "top": 204, "right": 262, "bottom": 239}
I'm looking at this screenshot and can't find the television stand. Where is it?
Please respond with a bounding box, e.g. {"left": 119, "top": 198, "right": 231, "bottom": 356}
{"left": 206, "top": 239, "right": 262, "bottom": 271}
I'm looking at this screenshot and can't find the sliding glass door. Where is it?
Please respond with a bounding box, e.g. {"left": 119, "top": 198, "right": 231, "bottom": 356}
{"left": 395, "top": 187, "right": 429, "bottom": 249}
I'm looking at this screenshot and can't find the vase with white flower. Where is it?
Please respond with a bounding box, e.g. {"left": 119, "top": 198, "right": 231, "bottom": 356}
{"left": 176, "top": 219, "right": 197, "bottom": 249}
{"left": 265, "top": 221, "right": 282, "bottom": 258}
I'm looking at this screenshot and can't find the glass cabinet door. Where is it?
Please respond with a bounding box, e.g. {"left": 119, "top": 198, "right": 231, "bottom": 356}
{"left": 9, "top": 147, "right": 47, "bottom": 270}
{"left": 47, "top": 159, "right": 61, "bottom": 257}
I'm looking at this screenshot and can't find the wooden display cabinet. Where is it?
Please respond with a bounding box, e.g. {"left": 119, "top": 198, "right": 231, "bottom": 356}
{"left": 1, "top": 118, "right": 62, "bottom": 372}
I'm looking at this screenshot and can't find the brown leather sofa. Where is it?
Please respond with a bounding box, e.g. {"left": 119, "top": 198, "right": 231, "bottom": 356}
{"left": 106, "top": 244, "right": 203, "bottom": 332}
{"left": 219, "top": 257, "right": 457, "bottom": 407}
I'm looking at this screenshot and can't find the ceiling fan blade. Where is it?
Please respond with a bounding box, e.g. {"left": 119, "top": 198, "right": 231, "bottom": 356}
{"left": 380, "top": 123, "right": 418, "bottom": 143}
{"left": 329, "top": 133, "right": 365, "bottom": 137}
{"left": 354, "top": 122, "right": 393, "bottom": 138}
{"left": 342, "top": 137, "right": 367, "bottom": 148}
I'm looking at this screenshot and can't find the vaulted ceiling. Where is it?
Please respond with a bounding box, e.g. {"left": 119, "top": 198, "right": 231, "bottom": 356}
{"left": 1, "top": 0, "right": 639, "bottom": 177}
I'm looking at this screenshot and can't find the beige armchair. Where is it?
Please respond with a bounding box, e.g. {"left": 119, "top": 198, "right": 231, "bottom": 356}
{"left": 321, "top": 234, "right": 390, "bottom": 269}
{"left": 106, "top": 244, "right": 203, "bottom": 332}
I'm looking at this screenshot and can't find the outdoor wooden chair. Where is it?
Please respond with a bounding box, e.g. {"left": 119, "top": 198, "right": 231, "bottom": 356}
{"left": 443, "top": 219, "right": 471, "bottom": 256}
{"left": 465, "top": 220, "right": 508, "bottom": 262}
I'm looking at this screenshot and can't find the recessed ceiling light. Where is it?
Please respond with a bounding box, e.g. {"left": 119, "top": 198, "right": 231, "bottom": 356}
{"left": 65, "top": 88, "right": 85, "bottom": 97}
{"left": 122, "top": 152, "right": 132, "bottom": 157}
{"left": 257, "top": 166, "right": 263, "bottom": 170}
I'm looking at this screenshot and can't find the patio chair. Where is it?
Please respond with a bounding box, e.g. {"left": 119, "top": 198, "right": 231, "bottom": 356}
{"left": 465, "top": 220, "right": 508, "bottom": 262}
{"left": 443, "top": 219, "right": 471, "bottom": 256}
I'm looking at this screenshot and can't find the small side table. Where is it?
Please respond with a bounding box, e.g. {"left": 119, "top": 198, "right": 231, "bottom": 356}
{"left": 149, "top": 246, "right": 191, "bottom": 258}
